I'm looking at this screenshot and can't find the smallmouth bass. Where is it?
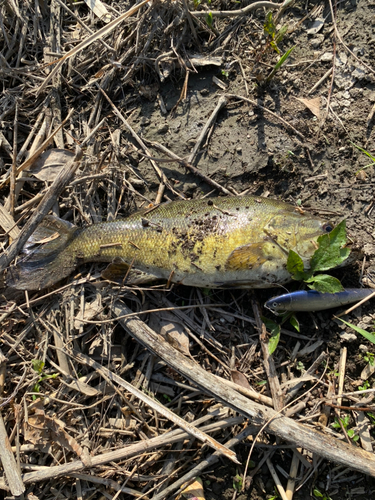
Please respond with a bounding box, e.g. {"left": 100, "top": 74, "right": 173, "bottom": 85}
{"left": 7, "top": 195, "right": 335, "bottom": 291}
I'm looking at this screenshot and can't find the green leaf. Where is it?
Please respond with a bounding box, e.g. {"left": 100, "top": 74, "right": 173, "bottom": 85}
{"left": 305, "top": 274, "right": 344, "bottom": 293}
{"left": 289, "top": 314, "right": 300, "bottom": 332}
{"left": 270, "top": 40, "right": 280, "bottom": 54}
{"left": 310, "top": 220, "right": 350, "bottom": 272}
{"left": 350, "top": 141, "right": 375, "bottom": 163}
{"left": 264, "top": 11, "right": 276, "bottom": 38}
{"left": 287, "top": 249, "right": 306, "bottom": 280}
{"left": 32, "top": 359, "right": 45, "bottom": 375}
{"left": 337, "top": 318, "right": 375, "bottom": 345}
{"left": 276, "top": 46, "right": 295, "bottom": 70}
{"left": 313, "top": 489, "right": 324, "bottom": 498}
{"left": 275, "top": 25, "right": 288, "bottom": 45}
{"left": 206, "top": 11, "right": 213, "bottom": 28}
{"left": 262, "top": 317, "right": 281, "bottom": 354}
{"left": 268, "top": 327, "right": 280, "bottom": 355}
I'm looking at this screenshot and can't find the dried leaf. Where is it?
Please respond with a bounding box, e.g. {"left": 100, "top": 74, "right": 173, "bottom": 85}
{"left": 181, "top": 478, "right": 205, "bottom": 500}
{"left": 24, "top": 408, "right": 84, "bottom": 458}
{"left": 231, "top": 370, "right": 251, "bottom": 390}
{"left": 295, "top": 97, "right": 321, "bottom": 118}
{"left": 29, "top": 149, "right": 75, "bottom": 182}
{"left": 74, "top": 297, "right": 102, "bottom": 329}
{"left": 155, "top": 311, "right": 190, "bottom": 356}
{"left": 83, "top": 0, "right": 111, "bottom": 23}
{"left": 306, "top": 18, "right": 324, "bottom": 35}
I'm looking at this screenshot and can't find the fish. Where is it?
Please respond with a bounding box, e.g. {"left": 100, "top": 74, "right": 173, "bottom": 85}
{"left": 6, "top": 195, "right": 336, "bottom": 291}
{"left": 265, "top": 288, "right": 375, "bottom": 314}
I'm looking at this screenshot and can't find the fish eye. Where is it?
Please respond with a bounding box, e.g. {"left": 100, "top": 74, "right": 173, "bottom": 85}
{"left": 323, "top": 223, "right": 333, "bottom": 233}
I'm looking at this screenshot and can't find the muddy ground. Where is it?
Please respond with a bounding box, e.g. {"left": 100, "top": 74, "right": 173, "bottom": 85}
{"left": 1, "top": 0, "right": 375, "bottom": 499}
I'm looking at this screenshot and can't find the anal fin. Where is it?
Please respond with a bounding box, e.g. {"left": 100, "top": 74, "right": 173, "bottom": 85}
{"left": 101, "top": 262, "right": 159, "bottom": 285}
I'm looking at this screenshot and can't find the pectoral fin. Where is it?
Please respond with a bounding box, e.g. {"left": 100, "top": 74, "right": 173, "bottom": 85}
{"left": 225, "top": 243, "right": 266, "bottom": 271}
{"left": 101, "top": 261, "right": 159, "bottom": 285}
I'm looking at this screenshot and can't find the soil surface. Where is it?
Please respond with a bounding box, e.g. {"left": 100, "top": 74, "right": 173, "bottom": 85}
{"left": 1, "top": 0, "right": 375, "bottom": 499}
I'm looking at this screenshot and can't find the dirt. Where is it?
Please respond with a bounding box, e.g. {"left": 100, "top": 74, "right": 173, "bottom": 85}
{"left": 1, "top": 0, "right": 375, "bottom": 499}
{"left": 125, "top": 1, "right": 375, "bottom": 498}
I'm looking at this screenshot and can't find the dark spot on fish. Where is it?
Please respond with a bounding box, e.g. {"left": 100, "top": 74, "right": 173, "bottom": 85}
{"left": 141, "top": 218, "right": 149, "bottom": 227}
{"left": 207, "top": 200, "right": 213, "bottom": 206}
{"left": 215, "top": 264, "right": 221, "bottom": 270}
{"left": 191, "top": 262, "right": 203, "bottom": 271}
{"left": 245, "top": 206, "right": 249, "bottom": 209}
{"left": 190, "top": 252, "right": 199, "bottom": 262}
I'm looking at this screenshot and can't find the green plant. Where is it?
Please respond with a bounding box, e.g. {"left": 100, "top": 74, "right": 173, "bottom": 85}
{"left": 232, "top": 473, "right": 243, "bottom": 492}
{"left": 359, "top": 380, "right": 370, "bottom": 391}
{"left": 264, "top": 11, "right": 288, "bottom": 54}
{"left": 364, "top": 352, "right": 375, "bottom": 365}
{"left": 262, "top": 316, "right": 280, "bottom": 354}
{"left": 287, "top": 220, "right": 350, "bottom": 293}
{"left": 337, "top": 318, "right": 375, "bottom": 346}
{"left": 221, "top": 69, "right": 229, "bottom": 78}
{"left": 351, "top": 142, "right": 375, "bottom": 175}
{"left": 193, "top": 0, "right": 201, "bottom": 9}
{"left": 206, "top": 11, "right": 213, "bottom": 28}
{"left": 266, "top": 46, "right": 295, "bottom": 82}
{"left": 331, "top": 414, "right": 359, "bottom": 442}
{"left": 31, "top": 360, "right": 59, "bottom": 399}
{"left": 296, "top": 361, "right": 305, "bottom": 372}
{"left": 313, "top": 489, "right": 333, "bottom": 500}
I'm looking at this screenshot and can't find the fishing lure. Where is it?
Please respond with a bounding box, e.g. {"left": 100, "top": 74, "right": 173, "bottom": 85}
{"left": 265, "top": 288, "right": 375, "bottom": 314}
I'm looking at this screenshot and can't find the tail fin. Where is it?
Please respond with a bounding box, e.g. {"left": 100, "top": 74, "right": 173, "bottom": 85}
{"left": 7, "top": 216, "right": 78, "bottom": 291}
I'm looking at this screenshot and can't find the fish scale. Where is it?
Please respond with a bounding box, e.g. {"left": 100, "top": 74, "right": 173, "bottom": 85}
{"left": 7, "top": 195, "right": 334, "bottom": 291}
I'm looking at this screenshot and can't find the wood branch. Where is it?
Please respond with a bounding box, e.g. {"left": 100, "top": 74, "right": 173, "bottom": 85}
{"left": 251, "top": 297, "right": 284, "bottom": 411}
{"left": 190, "top": 1, "right": 280, "bottom": 18}
{"left": 112, "top": 300, "right": 375, "bottom": 477}
{"left": 0, "top": 413, "right": 25, "bottom": 495}
{"left": 0, "top": 417, "right": 241, "bottom": 487}
{"left": 187, "top": 95, "right": 227, "bottom": 165}
{"left": 0, "top": 351, "right": 24, "bottom": 496}
{"left": 63, "top": 348, "right": 239, "bottom": 463}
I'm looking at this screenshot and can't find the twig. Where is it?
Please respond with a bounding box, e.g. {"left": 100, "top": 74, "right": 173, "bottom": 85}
{"left": 188, "top": 95, "right": 227, "bottom": 165}
{"left": 151, "top": 424, "right": 258, "bottom": 500}
{"left": 0, "top": 109, "right": 74, "bottom": 188}
{"left": 335, "top": 290, "right": 375, "bottom": 317}
{"left": 337, "top": 347, "right": 347, "bottom": 408}
{"left": 0, "top": 353, "right": 24, "bottom": 496}
{"left": 251, "top": 297, "right": 283, "bottom": 412}
{"left": 37, "top": 0, "right": 151, "bottom": 96}
{"left": 0, "top": 417, "right": 241, "bottom": 486}
{"left": 226, "top": 94, "right": 306, "bottom": 140}
{"left": 266, "top": 458, "right": 289, "bottom": 500}
{"left": 9, "top": 99, "right": 18, "bottom": 217}
{"left": 327, "top": 0, "right": 375, "bottom": 76}
{"left": 145, "top": 140, "right": 236, "bottom": 196}
{"left": 100, "top": 88, "right": 185, "bottom": 199}
{"left": 112, "top": 299, "right": 375, "bottom": 477}
{"left": 190, "top": 1, "right": 280, "bottom": 18}
{"left": 63, "top": 348, "right": 239, "bottom": 463}
{"left": 285, "top": 452, "right": 300, "bottom": 500}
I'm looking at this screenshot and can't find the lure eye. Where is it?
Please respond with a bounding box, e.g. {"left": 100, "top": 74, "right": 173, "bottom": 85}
{"left": 323, "top": 223, "right": 333, "bottom": 233}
